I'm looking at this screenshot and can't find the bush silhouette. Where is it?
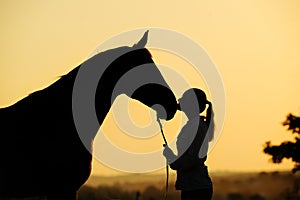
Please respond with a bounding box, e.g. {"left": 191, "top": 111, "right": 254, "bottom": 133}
{"left": 264, "top": 113, "right": 300, "bottom": 173}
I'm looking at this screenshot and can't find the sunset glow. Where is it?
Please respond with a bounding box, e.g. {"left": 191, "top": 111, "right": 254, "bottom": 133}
{"left": 1, "top": 0, "right": 300, "bottom": 176}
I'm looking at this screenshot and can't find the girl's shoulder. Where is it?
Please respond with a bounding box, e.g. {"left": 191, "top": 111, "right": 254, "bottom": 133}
{"left": 185, "top": 116, "right": 207, "bottom": 129}
{"left": 178, "top": 117, "right": 205, "bottom": 139}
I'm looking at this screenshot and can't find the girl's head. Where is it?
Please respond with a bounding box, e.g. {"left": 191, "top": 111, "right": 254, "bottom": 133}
{"left": 178, "top": 88, "right": 215, "bottom": 141}
{"left": 178, "top": 88, "right": 208, "bottom": 118}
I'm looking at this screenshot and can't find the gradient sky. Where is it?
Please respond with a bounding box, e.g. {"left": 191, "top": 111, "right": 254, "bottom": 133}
{"left": 1, "top": 0, "right": 300, "bottom": 176}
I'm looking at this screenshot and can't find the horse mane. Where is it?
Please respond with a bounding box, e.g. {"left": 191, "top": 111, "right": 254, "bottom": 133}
{"left": 11, "top": 45, "right": 147, "bottom": 108}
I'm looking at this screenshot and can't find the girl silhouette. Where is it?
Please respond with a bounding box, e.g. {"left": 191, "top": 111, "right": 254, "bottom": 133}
{"left": 163, "top": 88, "right": 214, "bottom": 200}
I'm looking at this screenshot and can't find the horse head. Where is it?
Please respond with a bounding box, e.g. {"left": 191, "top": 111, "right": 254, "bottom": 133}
{"left": 78, "top": 31, "right": 178, "bottom": 128}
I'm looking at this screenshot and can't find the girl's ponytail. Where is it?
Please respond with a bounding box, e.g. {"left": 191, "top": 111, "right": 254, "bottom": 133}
{"left": 206, "top": 101, "right": 215, "bottom": 141}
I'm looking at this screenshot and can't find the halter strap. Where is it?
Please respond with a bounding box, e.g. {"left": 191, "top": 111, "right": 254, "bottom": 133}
{"left": 157, "top": 117, "right": 169, "bottom": 200}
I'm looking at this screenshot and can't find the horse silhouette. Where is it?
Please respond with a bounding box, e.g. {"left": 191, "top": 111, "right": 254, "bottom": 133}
{"left": 0, "top": 32, "right": 178, "bottom": 199}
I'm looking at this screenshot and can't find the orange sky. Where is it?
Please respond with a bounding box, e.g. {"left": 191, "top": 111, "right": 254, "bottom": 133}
{"left": 1, "top": 0, "right": 300, "bottom": 176}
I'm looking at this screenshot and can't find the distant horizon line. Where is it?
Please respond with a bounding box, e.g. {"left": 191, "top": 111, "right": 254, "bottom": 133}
{"left": 90, "top": 169, "right": 295, "bottom": 178}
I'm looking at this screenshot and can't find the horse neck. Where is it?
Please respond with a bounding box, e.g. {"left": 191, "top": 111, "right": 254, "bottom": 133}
{"left": 72, "top": 47, "right": 156, "bottom": 144}
{"left": 93, "top": 48, "right": 154, "bottom": 129}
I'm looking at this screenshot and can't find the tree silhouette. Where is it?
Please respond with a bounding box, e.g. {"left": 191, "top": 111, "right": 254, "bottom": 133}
{"left": 264, "top": 113, "right": 300, "bottom": 173}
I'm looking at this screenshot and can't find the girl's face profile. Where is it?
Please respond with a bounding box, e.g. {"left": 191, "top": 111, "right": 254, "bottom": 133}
{"left": 178, "top": 93, "right": 201, "bottom": 118}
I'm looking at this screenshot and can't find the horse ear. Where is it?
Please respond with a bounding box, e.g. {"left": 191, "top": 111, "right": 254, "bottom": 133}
{"left": 132, "top": 30, "right": 149, "bottom": 48}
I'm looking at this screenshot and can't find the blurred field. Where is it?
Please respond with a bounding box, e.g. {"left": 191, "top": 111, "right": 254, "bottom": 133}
{"left": 80, "top": 171, "right": 300, "bottom": 200}
{"left": 2, "top": 171, "right": 299, "bottom": 199}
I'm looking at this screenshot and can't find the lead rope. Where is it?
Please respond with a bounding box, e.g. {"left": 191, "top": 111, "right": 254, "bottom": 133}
{"left": 157, "top": 117, "right": 169, "bottom": 200}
